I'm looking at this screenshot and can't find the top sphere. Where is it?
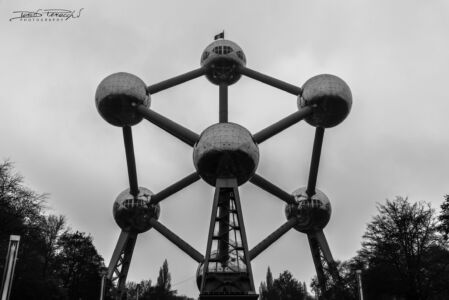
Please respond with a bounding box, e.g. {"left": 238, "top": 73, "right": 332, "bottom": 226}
{"left": 285, "top": 187, "right": 331, "bottom": 233}
{"left": 95, "top": 72, "right": 150, "bottom": 127}
{"left": 298, "top": 74, "right": 352, "bottom": 128}
{"left": 201, "top": 39, "right": 246, "bottom": 85}
{"left": 113, "top": 187, "right": 160, "bottom": 233}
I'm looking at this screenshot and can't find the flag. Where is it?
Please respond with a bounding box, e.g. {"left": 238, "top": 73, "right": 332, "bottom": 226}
{"left": 214, "top": 31, "right": 225, "bottom": 40}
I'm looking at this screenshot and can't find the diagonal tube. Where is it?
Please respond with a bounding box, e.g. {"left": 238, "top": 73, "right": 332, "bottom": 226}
{"left": 249, "top": 218, "right": 297, "bottom": 261}
{"left": 135, "top": 105, "right": 199, "bottom": 146}
{"left": 306, "top": 127, "right": 325, "bottom": 197}
{"left": 122, "top": 126, "right": 139, "bottom": 197}
{"left": 239, "top": 66, "right": 302, "bottom": 95}
{"left": 249, "top": 174, "right": 296, "bottom": 204}
{"left": 150, "top": 172, "right": 200, "bottom": 205}
{"left": 253, "top": 107, "right": 313, "bottom": 144}
{"left": 147, "top": 67, "right": 206, "bottom": 94}
{"left": 149, "top": 218, "right": 204, "bottom": 263}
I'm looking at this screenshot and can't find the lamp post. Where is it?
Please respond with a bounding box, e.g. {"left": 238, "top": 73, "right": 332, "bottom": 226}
{"left": 356, "top": 269, "right": 364, "bottom": 300}
{"left": 1, "top": 235, "right": 20, "bottom": 300}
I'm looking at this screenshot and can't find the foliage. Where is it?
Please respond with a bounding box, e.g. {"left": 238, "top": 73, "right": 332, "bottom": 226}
{"left": 260, "top": 268, "right": 311, "bottom": 300}
{"left": 0, "top": 160, "right": 106, "bottom": 300}
{"left": 54, "top": 231, "right": 105, "bottom": 300}
{"left": 346, "top": 196, "right": 449, "bottom": 300}
{"left": 126, "top": 259, "right": 194, "bottom": 300}
{"left": 438, "top": 195, "right": 449, "bottom": 240}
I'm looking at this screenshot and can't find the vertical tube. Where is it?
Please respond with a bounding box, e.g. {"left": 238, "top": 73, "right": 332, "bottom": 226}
{"left": 217, "top": 187, "right": 230, "bottom": 264}
{"left": 122, "top": 126, "right": 139, "bottom": 197}
{"left": 219, "top": 84, "right": 228, "bottom": 123}
{"left": 201, "top": 181, "right": 222, "bottom": 292}
{"left": 306, "top": 127, "right": 325, "bottom": 198}
{"left": 307, "top": 233, "right": 327, "bottom": 296}
{"left": 223, "top": 179, "right": 256, "bottom": 292}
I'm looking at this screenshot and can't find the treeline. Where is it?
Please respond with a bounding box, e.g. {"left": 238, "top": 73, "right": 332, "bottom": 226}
{"left": 0, "top": 161, "right": 194, "bottom": 300}
{"left": 259, "top": 268, "right": 314, "bottom": 300}
{"left": 0, "top": 161, "right": 105, "bottom": 299}
{"left": 123, "top": 259, "right": 194, "bottom": 300}
{"left": 3, "top": 160, "right": 449, "bottom": 300}
{"left": 258, "top": 196, "right": 449, "bottom": 300}
{"left": 317, "top": 196, "right": 449, "bottom": 300}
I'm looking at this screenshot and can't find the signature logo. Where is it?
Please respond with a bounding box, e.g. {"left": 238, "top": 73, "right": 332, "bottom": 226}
{"left": 10, "top": 8, "right": 84, "bottom": 22}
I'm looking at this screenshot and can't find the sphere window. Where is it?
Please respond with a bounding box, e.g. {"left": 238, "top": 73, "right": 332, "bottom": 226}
{"left": 236, "top": 51, "right": 245, "bottom": 60}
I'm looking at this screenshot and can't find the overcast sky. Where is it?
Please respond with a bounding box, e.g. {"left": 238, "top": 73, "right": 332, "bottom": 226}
{"left": 1, "top": 0, "right": 448, "bottom": 297}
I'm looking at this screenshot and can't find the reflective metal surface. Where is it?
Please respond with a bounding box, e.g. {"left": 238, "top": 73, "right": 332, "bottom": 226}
{"left": 201, "top": 39, "right": 246, "bottom": 85}
{"left": 196, "top": 250, "right": 248, "bottom": 290}
{"left": 285, "top": 187, "right": 331, "bottom": 233}
{"left": 113, "top": 187, "right": 160, "bottom": 233}
{"left": 96, "top": 72, "right": 150, "bottom": 127}
{"left": 193, "top": 123, "right": 259, "bottom": 186}
{"left": 298, "top": 74, "right": 352, "bottom": 128}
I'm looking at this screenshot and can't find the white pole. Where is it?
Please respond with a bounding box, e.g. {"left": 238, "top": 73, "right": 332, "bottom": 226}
{"left": 356, "top": 269, "right": 364, "bottom": 300}
{"left": 1, "top": 235, "right": 20, "bottom": 300}
{"left": 99, "top": 275, "right": 106, "bottom": 300}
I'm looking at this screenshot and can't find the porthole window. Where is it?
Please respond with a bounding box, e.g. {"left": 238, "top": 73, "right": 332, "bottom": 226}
{"left": 236, "top": 51, "right": 245, "bottom": 60}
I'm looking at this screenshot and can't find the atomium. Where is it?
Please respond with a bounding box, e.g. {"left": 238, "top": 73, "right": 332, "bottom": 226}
{"left": 97, "top": 36, "right": 353, "bottom": 299}
{"left": 201, "top": 39, "right": 246, "bottom": 85}
{"left": 298, "top": 74, "right": 352, "bottom": 128}
{"left": 95, "top": 72, "right": 150, "bottom": 127}
{"left": 113, "top": 187, "right": 160, "bottom": 233}
{"left": 193, "top": 122, "right": 259, "bottom": 186}
{"left": 285, "top": 187, "right": 331, "bottom": 233}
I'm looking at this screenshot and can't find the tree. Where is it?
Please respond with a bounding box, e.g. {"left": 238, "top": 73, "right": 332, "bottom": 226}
{"left": 148, "top": 259, "right": 175, "bottom": 300}
{"left": 260, "top": 268, "right": 310, "bottom": 300}
{"left": 41, "top": 214, "right": 66, "bottom": 279}
{"left": 438, "top": 195, "right": 449, "bottom": 240}
{"left": 130, "top": 260, "right": 194, "bottom": 300}
{"left": 0, "top": 161, "right": 67, "bottom": 299}
{"left": 356, "top": 196, "right": 449, "bottom": 300}
{"left": 126, "top": 280, "right": 152, "bottom": 300}
{"left": 54, "top": 231, "right": 105, "bottom": 300}
{"left": 260, "top": 267, "right": 280, "bottom": 300}
{"left": 274, "top": 270, "right": 307, "bottom": 300}
{"left": 0, "top": 160, "right": 107, "bottom": 299}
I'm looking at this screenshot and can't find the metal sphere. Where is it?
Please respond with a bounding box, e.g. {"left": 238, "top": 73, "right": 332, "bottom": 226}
{"left": 113, "top": 187, "right": 160, "bottom": 233}
{"left": 193, "top": 123, "right": 259, "bottom": 186}
{"left": 298, "top": 74, "right": 352, "bottom": 128}
{"left": 201, "top": 39, "right": 246, "bottom": 85}
{"left": 95, "top": 72, "right": 150, "bottom": 127}
{"left": 195, "top": 251, "right": 247, "bottom": 290}
{"left": 285, "top": 187, "right": 331, "bottom": 233}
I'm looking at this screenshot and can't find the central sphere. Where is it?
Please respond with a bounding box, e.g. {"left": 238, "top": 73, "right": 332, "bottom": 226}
{"left": 113, "top": 187, "right": 160, "bottom": 233}
{"left": 193, "top": 123, "right": 259, "bottom": 186}
{"left": 201, "top": 39, "right": 246, "bottom": 85}
{"left": 285, "top": 187, "right": 331, "bottom": 233}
